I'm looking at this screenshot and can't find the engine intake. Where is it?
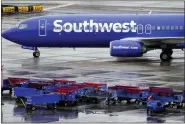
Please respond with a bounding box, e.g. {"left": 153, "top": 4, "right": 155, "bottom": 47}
{"left": 110, "top": 40, "right": 146, "bottom": 57}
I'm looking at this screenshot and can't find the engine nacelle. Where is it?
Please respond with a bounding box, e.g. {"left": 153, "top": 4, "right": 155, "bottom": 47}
{"left": 110, "top": 40, "right": 146, "bottom": 57}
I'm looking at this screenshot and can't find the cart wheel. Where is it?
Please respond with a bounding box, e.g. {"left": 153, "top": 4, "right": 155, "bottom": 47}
{"left": 32, "top": 111, "right": 35, "bottom": 114}
{"left": 170, "top": 104, "right": 174, "bottom": 108}
{"left": 65, "top": 103, "right": 67, "bottom": 106}
{"left": 32, "top": 106, "right": 35, "bottom": 111}
{"left": 139, "top": 101, "right": 144, "bottom": 106}
{"left": 117, "top": 99, "right": 122, "bottom": 103}
{"left": 105, "top": 100, "right": 109, "bottom": 105}
{"left": 112, "top": 100, "right": 116, "bottom": 105}
{"left": 135, "top": 100, "right": 140, "bottom": 105}
{"left": 53, "top": 104, "right": 57, "bottom": 109}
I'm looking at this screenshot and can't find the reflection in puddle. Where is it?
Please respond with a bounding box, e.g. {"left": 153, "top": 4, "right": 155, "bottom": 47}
{"left": 33, "top": 73, "right": 78, "bottom": 79}
{"left": 13, "top": 107, "right": 78, "bottom": 123}
{"left": 12, "top": 104, "right": 184, "bottom": 123}
{"left": 147, "top": 116, "right": 166, "bottom": 123}
{"left": 6, "top": 70, "right": 36, "bottom": 75}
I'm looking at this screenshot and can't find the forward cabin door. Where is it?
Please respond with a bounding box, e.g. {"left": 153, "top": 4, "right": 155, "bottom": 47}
{"left": 39, "top": 19, "right": 47, "bottom": 36}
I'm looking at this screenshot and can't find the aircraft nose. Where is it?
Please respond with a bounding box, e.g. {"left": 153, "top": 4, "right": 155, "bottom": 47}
{"left": 1, "top": 29, "right": 13, "bottom": 41}
{"left": 2, "top": 27, "right": 18, "bottom": 42}
{"left": 2, "top": 29, "right": 10, "bottom": 40}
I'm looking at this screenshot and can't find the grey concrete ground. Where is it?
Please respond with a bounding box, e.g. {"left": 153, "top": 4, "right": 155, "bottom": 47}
{"left": 1, "top": 0, "right": 185, "bottom": 123}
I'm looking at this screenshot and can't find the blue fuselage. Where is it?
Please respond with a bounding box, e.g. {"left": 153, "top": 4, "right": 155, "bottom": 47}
{"left": 2, "top": 14, "right": 184, "bottom": 48}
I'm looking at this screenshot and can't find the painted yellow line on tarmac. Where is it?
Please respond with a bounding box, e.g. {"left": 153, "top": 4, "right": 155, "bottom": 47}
{"left": 44, "top": 3, "right": 74, "bottom": 11}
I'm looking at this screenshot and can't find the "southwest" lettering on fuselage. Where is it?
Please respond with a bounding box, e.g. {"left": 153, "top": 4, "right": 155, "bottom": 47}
{"left": 53, "top": 20, "right": 137, "bottom": 33}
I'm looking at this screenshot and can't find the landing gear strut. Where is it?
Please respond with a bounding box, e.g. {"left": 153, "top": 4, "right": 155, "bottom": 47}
{"left": 33, "top": 48, "right": 40, "bottom": 58}
{"left": 160, "top": 49, "right": 173, "bottom": 61}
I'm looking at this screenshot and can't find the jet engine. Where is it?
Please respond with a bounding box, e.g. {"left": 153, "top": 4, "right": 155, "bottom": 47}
{"left": 110, "top": 40, "right": 147, "bottom": 57}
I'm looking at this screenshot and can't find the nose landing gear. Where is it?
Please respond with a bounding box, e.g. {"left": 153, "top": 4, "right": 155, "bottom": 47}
{"left": 160, "top": 49, "right": 173, "bottom": 61}
{"left": 33, "top": 48, "right": 40, "bottom": 57}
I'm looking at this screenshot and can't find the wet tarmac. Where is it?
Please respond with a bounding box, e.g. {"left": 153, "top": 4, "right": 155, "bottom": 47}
{"left": 1, "top": 0, "right": 185, "bottom": 123}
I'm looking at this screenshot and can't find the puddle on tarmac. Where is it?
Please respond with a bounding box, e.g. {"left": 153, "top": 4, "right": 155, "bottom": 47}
{"left": 6, "top": 70, "right": 36, "bottom": 75}
{"left": 119, "top": 72, "right": 154, "bottom": 78}
{"left": 33, "top": 73, "right": 78, "bottom": 79}
{"left": 2, "top": 100, "right": 184, "bottom": 123}
{"left": 149, "top": 76, "right": 184, "bottom": 82}
{"left": 23, "top": 66, "right": 72, "bottom": 71}
{"left": 78, "top": 70, "right": 112, "bottom": 77}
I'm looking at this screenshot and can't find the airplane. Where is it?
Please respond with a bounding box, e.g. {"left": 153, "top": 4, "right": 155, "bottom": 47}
{"left": 2, "top": 14, "right": 184, "bottom": 61}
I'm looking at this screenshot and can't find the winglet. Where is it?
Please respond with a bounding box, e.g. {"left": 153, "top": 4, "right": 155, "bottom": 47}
{"left": 149, "top": 10, "right": 152, "bottom": 14}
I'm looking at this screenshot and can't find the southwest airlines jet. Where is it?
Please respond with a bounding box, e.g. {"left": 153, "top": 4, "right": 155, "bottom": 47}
{"left": 2, "top": 14, "right": 184, "bottom": 61}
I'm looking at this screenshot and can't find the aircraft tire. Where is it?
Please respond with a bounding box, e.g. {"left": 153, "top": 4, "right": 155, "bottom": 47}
{"left": 169, "top": 50, "right": 173, "bottom": 56}
{"left": 33, "top": 51, "right": 40, "bottom": 57}
{"left": 160, "top": 52, "right": 171, "bottom": 61}
{"left": 163, "top": 49, "right": 173, "bottom": 56}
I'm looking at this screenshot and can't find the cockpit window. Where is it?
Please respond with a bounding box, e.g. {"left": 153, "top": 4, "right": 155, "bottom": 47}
{"left": 17, "top": 24, "right": 28, "bottom": 29}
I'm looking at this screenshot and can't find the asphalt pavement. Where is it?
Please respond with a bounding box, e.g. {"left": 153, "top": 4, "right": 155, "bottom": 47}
{"left": 1, "top": 0, "right": 185, "bottom": 123}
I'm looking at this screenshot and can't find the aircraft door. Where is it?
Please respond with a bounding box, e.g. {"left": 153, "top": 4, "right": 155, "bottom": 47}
{"left": 39, "top": 19, "right": 47, "bottom": 36}
{"left": 145, "top": 24, "right": 152, "bottom": 34}
{"left": 137, "top": 24, "right": 143, "bottom": 35}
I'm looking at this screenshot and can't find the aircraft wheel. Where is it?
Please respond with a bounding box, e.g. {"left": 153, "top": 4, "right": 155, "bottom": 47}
{"left": 33, "top": 51, "right": 40, "bottom": 58}
{"left": 160, "top": 52, "right": 171, "bottom": 61}
{"left": 168, "top": 50, "right": 173, "bottom": 56}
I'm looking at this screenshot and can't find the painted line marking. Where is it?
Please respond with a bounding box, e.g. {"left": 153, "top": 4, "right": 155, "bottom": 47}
{"left": 44, "top": 3, "right": 74, "bottom": 11}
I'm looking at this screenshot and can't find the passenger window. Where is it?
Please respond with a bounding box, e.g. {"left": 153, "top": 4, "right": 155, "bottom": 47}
{"left": 166, "top": 26, "right": 170, "bottom": 30}
{"left": 171, "top": 26, "right": 174, "bottom": 30}
{"left": 180, "top": 26, "right": 183, "bottom": 30}
{"left": 152, "top": 26, "right": 155, "bottom": 30}
{"left": 175, "top": 26, "right": 178, "bottom": 30}
{"left": 157, "top": 26, "right": 160, "bottom": 30}
{"left": 145, "top": 24, "right": 151, "bottom": 34}
{"left": 162, "top": 26, "right": 165, "bottom": 30}
{"left": 137, "top": 24, "right": 143, "bottom": 34}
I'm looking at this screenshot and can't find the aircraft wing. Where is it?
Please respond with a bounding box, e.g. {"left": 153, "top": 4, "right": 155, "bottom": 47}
{"left": 120, "top": 37, "right": 184, "bottom": 46}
